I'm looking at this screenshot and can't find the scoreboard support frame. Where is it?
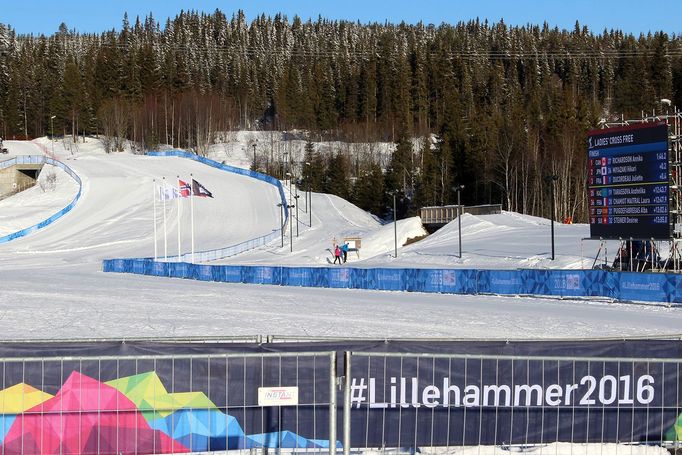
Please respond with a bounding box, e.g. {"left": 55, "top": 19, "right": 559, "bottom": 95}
{"left": 585, "top": 109, "right": 682, "bottom": 272}
{"left": 601, "top": 109, "right": 682, "bottom": 240}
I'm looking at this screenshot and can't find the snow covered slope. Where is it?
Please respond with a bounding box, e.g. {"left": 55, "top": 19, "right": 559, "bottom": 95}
{"left": 1, "top": 139, "right": 280, "bottom": 265}
{"left": 0, "top": 136, "right": 680, "bottom": 341}
{"left": 368, "top": 211, "right": 591, "bottom": 269}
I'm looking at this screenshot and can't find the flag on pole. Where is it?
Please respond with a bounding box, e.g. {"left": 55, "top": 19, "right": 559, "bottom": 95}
{"left": 191, "top": 179, "right": 214, "bottom": 198}
{"left": 159, "top": 185, "right": 180, "bottom": 201}
{"left": 179, "top": 179, "right": 192, "bottom": 197}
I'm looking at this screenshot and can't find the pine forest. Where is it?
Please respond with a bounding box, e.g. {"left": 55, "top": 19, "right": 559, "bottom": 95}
{"left": 0, "top": 10, "right": 681, "bottom": 222}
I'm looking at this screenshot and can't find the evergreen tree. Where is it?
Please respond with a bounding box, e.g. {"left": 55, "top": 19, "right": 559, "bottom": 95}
{"left": 353, "top": 161, "right": 384, "bottom": 216}
{"left": 324, "top": 152, "right": 350, "bottom": 199}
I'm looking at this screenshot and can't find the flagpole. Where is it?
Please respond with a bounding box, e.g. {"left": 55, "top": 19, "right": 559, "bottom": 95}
{"left": 176, "top": 175, "right": 182, "bottom": 262}
{"left": 153, "top": 179, "right": 158, "bottom": 261}
{"left": 162, "top": 176, "right": 168, "bottom": 261}
{"left": 190, "top": 173, "right": 195, "bottom": 264}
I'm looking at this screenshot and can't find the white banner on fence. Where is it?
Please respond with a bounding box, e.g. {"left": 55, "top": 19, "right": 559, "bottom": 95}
{"left": 258, "top": 386, "right": 299, "bottom": 406}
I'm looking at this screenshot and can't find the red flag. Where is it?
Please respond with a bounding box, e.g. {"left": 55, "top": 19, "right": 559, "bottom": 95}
{"left": 179, "top": 179, "right": 192, "bottom": 197}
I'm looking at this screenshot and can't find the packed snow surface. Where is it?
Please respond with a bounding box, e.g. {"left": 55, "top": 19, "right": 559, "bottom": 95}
{"left": 0, "top": 136, "right": 681, "bottom": 341}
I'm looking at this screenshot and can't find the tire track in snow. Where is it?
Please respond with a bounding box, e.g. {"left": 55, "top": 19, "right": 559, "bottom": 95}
{"left": 324, "top": 194, "right": 362, "bottom": 228}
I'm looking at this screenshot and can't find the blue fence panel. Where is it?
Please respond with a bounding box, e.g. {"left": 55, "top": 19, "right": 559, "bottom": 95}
{"left": 618, "top": 272, "right": 669, "bottom": 303}
{"left": 150, "top": 260, "right": 167, "bottom": 277}
{"left": 350, "top": 268, "right": 377, "bottom": 290}
{"left": 481, "top": 270, "right": 524, "bottom": 295}
{"left": 413, "top": 269, "right": 450, "bottom": 293}
{"left": 310, "top": 268, "right": 330, "bottom": 288}
{"left": 583, "top": 269, "right": 619, "bottom": 300}
{"left": 250, "top": 266, "right": 277, "bottom": 285}
{"left": 102, "top": 260, "right": 682, "bottom": 304}
{"left": 282, "top": 267, "right": 313, "bottom": 287}
{"left": 328, "top": 268, "right": 351, "bottom": 289}
{"left": 196, "top": 264, "right": 214, "bottom": 281}
{"left": 102, "top": 259, "right": 124, "bottom": 273}
{"left": 545, "top": 270, "right": 587, "bottom": 298}
{"left": 670, "top": 274, "right": 682, "bottom": 304}
{"left": 219, "top": 265, "right": 241, "bottom": 283}
{"left": 375, "top": 268, "right": 404, "bottom": 291}
{"left": 459, "top": 269, "right": 478, "bottom": 294}
{"left": 169, "top": 262, "right": 192, "bottom": 279}
{"left": 140, "top": 259, "right": 153, "bottom": 275}
{"left": 519, "top": 269, "right": 550, "bottom": 295}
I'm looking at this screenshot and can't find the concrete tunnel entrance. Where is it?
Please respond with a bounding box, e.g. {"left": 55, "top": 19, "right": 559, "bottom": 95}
{"left": 0, "top": 162, "right": 44, "bottom": 198}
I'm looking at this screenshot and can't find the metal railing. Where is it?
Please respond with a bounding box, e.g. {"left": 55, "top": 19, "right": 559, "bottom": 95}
{"left": 0, "top": 350, "right": 338, "bottom": 454}
{"left": 419, "top": 204, "right": 502, "bottom": 225}
{"left": 343, "top": 351, "right": 682, "bottom": 454}
{"left": 0, "top": 344, "right": 677, "bottom": 453}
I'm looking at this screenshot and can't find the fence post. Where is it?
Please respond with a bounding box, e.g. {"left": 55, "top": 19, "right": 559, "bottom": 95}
{"left": 343, "top": 351, "right": 351, "bottom": 455}
{"left": 329, "top": 351, "right": 337, "bottom": 455}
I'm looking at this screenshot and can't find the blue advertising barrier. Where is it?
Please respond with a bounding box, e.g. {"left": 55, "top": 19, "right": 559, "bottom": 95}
{"left": 146, "top": 150, "right": 287, "bottom": 262}
{"left": 102, "top": 258, "right": 682, "bottom": 305}
{"left": 0, "top": 156, "right": 82, "bottom": 244}
{"left": 101, "top": 151, "right": 682, "bottom": 304}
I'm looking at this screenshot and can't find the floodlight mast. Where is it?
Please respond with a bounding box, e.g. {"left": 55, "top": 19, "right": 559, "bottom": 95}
{"left": 453, "top": 185, "right": 465, "bottom": 258}
{"left": 388, "top": 190, "right": 398, "bottom": 258}
{"left": 544, "top": 175, "right": 559, "bottom": 260}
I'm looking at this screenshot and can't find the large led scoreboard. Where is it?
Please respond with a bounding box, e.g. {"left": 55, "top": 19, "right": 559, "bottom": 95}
{"left": 587, "top": 123, "right": 670, "bottom": 239}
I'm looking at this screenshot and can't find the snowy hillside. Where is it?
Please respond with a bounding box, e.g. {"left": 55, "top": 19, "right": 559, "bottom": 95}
{"left": 0, "top": 135, "right": 680, "bottom": 341}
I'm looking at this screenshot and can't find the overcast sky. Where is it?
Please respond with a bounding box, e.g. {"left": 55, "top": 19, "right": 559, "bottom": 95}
{"left": 4, "top": 0, "right": 681, "bottom": 36}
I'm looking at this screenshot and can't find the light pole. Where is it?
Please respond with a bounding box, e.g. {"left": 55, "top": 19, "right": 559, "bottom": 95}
{"left": 288, "top": 203, "right": 295, "bottom": 252}
{"left": 277, "top": 202, "right": 284, "bottom": 247}
{"left": 297, "top": 178, "right": 305, "bottom": 212}
{"left": 50, "top": 115, "right": 56, "bottom": 156}
{"left": 282, "top": 152, "right": 288, "bottom": 180}
{"left": 293, "top": 193, "right": 300, "bottom": 237}
{"left": 545, "top": 175, "right": 559, "bottom": 260}
{"left": 305, "top": 162, "right": 312, "bottom": 227}
{"left": 453, "top": 185, "right": 464, "bottom": 258}
{"left": 389, "top": 190, "right": 398, "bottom": 258}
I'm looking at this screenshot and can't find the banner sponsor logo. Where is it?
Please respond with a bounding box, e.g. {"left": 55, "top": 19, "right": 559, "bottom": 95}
{"left": 443, "top": 270, "right": 456, "bottom": 285}
{"left": 621, "top": 280, "right": 662, "bottom": 291}
{"left": 491, "top": 277, "right": 521, "bottom": 286}
{"left": 258, "top": 386, "right": 299, "bottom": 406}
{"left": 552, "top": 273, "right": 581, "bottom": 290}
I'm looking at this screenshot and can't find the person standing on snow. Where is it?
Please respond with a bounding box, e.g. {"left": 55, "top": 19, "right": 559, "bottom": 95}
{"left": 341, "top": 242, "right": 349, "bottom": 263}
{"left": 333, "top": 245, "right": 342, "bottom": 264}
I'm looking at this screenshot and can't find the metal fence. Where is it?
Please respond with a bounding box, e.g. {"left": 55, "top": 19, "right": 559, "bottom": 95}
{"left": 343, "top": 352, "right": 682, "bottom": 454}
{"left": 0, "top": 351, "right": 337, "bottom": 454}
{"left": 0, "top": 347, "right": 679, "bottom": 454}
{"left": 420, "top": 204, "right": 502, "bottom": 225}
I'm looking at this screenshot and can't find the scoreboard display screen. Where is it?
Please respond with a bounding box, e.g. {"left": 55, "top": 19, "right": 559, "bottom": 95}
{"left": 587, "top": 122, "right": 670, "bottom": 239}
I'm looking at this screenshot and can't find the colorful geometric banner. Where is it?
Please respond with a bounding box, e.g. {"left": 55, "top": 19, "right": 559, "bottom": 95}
{"left": 0, "top": 340, "right": 680, "bottom": 452}
{"left": 0, "top": 370, "right": 335, "bottom": 454}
